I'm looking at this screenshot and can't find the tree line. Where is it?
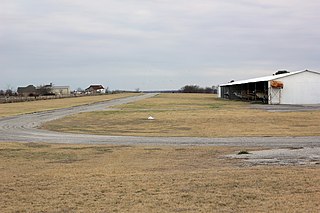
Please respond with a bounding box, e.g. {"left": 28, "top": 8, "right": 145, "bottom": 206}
{"left": 180, "top": 85, "right": 217, "bottom": 94}
{"left": 0, "top": 89, "right": 16, "bottom": 97}
{"left": 1, "top": 84, "right": 218, "bottom": 97}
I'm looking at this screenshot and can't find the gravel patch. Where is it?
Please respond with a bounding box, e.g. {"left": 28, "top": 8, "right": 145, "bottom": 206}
{"left": 250, "top": 104, "right": 320, "bottom": 112}
{"left": 227, "top": 147, "right": 320, "bottom": 166}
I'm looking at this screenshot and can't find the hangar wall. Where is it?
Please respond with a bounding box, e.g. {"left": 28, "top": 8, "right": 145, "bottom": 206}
{"left": 219, "top": 70, "right": 320, "bottom": 105}
{"left": 274, "top": 71, "right": 320, "bottom": 104}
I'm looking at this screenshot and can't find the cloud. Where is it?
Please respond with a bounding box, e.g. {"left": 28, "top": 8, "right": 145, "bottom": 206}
{"left": 1, "top": 0, "right": 320, "bottom": 90}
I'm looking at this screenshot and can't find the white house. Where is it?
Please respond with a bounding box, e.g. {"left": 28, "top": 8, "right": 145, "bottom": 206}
{"left": 85, "top": 85, "right": 105, "bottom": 94}
{"left": 51, "top": 86, "right": 70, "bottom": 95}
{"left": 218, "top": 70, "right": 320, "bottom": 105}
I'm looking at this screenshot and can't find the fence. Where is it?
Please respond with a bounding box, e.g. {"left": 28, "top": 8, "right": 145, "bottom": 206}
{"left": 0, "top": 95, "right": 78, "bottom": 104}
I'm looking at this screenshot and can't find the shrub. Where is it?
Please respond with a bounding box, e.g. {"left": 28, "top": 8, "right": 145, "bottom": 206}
{"left": 237, "top": 150, "right": 250, "bottom": 155}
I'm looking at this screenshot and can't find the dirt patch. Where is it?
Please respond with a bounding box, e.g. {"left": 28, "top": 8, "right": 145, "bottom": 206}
{"left": 227, "top": 147, "right": 320, "bottom": 166}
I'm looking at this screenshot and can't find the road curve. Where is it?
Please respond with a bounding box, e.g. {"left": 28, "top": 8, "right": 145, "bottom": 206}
{"left": 0, "top": 93, "right": 319, "bottom": 147}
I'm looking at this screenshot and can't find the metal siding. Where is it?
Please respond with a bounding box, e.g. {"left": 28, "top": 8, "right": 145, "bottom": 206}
{"left": 277, "top": 71, "right": 320, "bottom": 104}
{"left": 218, "top": 86, "right": 221, "bottom": 98}
{"left": 219, "top": 70, "right": 306, "bottom": 87}
{"left": 219, "top": 70, "right": 320, "bottom": 104}
{"left": 268, "top": 81, "right": 271, "bottom": 104}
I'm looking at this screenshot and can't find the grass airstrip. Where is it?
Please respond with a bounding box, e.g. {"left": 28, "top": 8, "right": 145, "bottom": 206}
{"left": 1, "top": 93, "right": 319, "bottom": 212}
{"left": 43, "top": 93, "right": 320, "bottom": 137}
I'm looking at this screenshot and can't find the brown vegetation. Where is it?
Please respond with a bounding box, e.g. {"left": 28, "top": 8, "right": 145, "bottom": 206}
{"left": 0, "top": 93, "right": 140, "bottom": 118}
{"left": 43, "top": 93, "right": 320, "bottom": 137}
{"left": 2, "top": 94, "right": 320, "bottom": 211}
{"left": 0, "top": 142, "right": 319, "bottom": 212}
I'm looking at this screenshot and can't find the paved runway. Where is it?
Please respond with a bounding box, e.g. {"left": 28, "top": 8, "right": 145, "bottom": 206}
{"left": 0, "top": 93, "right": 319, "bottom": 148}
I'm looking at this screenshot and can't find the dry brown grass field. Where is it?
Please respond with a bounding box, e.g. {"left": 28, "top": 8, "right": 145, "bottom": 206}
{"left": 0, "top": 93, "right": 140, "bottom": 118}
{"left": 43, "top": 93, "right": 320, "bottom": 137}
{"left": 0, "top": 142, "right": 319, "bottom": 212}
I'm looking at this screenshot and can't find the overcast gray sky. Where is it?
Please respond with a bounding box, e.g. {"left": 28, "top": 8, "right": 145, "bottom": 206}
{"left": 1, "top": 0, "right": 319, "bottom": 91}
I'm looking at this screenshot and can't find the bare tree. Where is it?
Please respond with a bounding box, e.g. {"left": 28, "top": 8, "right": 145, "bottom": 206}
{"left": 4, "top": 84, "right": 15, "bottom": 96}
{"left": 5, "top": 89, "right": 13, "bottom": 96}
{"left": 38, "top": 85, "right": 53, "bottom": 96}
{"left": 76, "top": 87, "right": 82, "bottom": 91}
{"left": 105, "top": 86, "right": 110, "bottom": 94}
{"left": 180, "top": 85, "right": 214, "bottom": 93}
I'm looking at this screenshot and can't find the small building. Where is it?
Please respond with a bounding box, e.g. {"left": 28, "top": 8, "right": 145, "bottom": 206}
{"left": 39, "top": 83, "right": 70, "bottom": 95}
{"left": 41, "top": 83, "right": 70, "bottom": 95}
{"left": 17, "top": 83, "right": 70, "bottom": 96}
{"left": 17, "top": 85, "right": 37, "bottom": 97}
{"left": 85, "top": 85, "right": 105, "bottom": 94}
{"left": 51, "top": 86, "right": 70, "bottom": 95}
{"left": 218, "top": 70, "right": 320, "bottom": 105}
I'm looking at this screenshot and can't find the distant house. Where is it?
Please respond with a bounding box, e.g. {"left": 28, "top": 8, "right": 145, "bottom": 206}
{"left": 41, "top": 83, "right": 70, "bottom": 95}
{"left": 51, "top": 86, "right": 70, "bottom": 95}
{"left": 85, "top": 85, "right": 105, "bottom": 94}
{"left": 17, "top": 85, "right": 37, "bottom": 97}
{"left": 17, "top": 83, "right": 70, "bottom": 96}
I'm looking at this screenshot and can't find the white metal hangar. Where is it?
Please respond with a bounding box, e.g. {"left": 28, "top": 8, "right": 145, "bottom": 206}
{"left": 218, "top": 70, "right": 320, "bottom": 105}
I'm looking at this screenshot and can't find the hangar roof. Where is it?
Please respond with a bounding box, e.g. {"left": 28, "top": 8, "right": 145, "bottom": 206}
{"left": 219, "top": 70, "right": 319, "bottom": 87}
